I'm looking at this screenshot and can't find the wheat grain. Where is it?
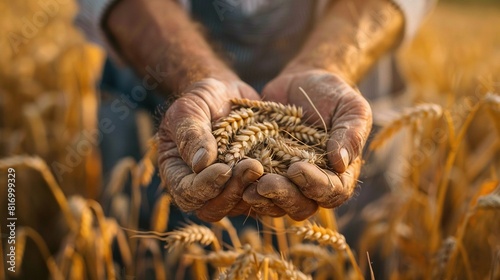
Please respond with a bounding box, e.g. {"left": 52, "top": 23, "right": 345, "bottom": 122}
{"left": 223, "top": 121, "right": 279, "bottom": 166}
{"left": 213, "top": 107, "right": 257, "bottom": 154}
{"left": 251, "top": 146, "right": 288, "bottom": 175}
{"left": 288, "top": 124, "right": 327, "bottom": 147}
{"left": 267, "top": 137, "right": 327, "bottom": 168}
{"left": 230, "top": 98, "right": 303, "bottom": 128}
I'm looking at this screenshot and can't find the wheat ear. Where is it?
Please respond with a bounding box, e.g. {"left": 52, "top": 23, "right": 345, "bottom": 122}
{"left": 223, "top": 121, "right": 279, "bottom": 166}
{"left": 267, "top": 137, "right": 327, "bottom": 168}
{"left": 290, "top": 223, "right": 347, "bottom": 251}
{"left": 213, "top": 107, "right": 256, "bottom": 154}
{"left": 287, "top": 124, "right": 327, "bottom": 148}
{"left": 251, "top": 146, "right": 288, "bottom": 175}
{"left": 222, "top": 245, "right": 256, "bottom": 280}
{"left": 369, "top": 103, "right": 443, "bottom": 151}
{"left": 267, "top": 257, "right": 312, "bottom": 280}
{"left": 159, "top": 223, "right": 220, "bottom": 252}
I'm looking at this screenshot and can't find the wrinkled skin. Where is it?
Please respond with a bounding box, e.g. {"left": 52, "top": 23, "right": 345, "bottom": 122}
{"left": 157, "top": 78, "right": 264, "bottom": 222}
{"left": 244, "top": 69, "right": 372, "bottom": 220}
{"left": 158, "top": 71, "right": 372, "bottom": 222}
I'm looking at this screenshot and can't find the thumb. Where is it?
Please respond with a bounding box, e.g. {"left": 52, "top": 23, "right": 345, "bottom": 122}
{"left": 328, "top": 89, "right": 372, "bottom": 173}
{"left": 164, "top": 94, "right": 219, "bottom": 173}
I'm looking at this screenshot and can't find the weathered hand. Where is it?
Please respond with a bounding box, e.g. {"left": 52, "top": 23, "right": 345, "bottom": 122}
{"left": 157, "top": 78, "right": 264, "bottom": 222}
{"left": 243, "top": 69, "right": 372, "bottom": 220}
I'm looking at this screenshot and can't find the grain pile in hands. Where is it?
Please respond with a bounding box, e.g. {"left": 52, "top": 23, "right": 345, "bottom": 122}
{"left": 212, "top": 98, "right": 329, "bottom": 175}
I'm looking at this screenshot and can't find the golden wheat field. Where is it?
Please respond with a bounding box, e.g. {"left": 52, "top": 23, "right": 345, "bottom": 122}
{"left": 1, "top": 0, "right": 499, "bottom": 279}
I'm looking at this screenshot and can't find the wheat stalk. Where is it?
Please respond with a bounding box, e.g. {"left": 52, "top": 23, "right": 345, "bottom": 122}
{"left": 0, "top": 156, "right": 77, "bottom": 231}
{"left": 200, "top": 250, "right": 240, "bottom": 267}
{"left": 15, "top": 227, "right": 65, "bottom": 280}
{"left": 239, "top": 228, "right": 263, "bottom": 252}
{"left": 150, "top": 193, "right": 171, "bottom": 233}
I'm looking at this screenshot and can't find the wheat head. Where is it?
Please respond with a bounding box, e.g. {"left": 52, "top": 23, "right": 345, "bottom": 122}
{"left": 290, "top": 224, "right": 347, "bottom": 251}
{"left": 164, "top": 223, "right": 219, "bottom": 252}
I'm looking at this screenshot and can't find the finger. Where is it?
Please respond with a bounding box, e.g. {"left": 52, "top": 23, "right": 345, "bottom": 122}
{"left": 196, "top": 159, "right": 264, "bottom": 222}
{"left": 165, "top": 94, "right": 220, "bottom": 173}
{"left": 158, "top": 136, "right": 232, "bottom": 211}
{"left": 176, "top": 163, "right": 232, "bottom": 211}
{"left": 227, "top": 200, "right": 252, "bottom": 217}
{"left": 285, "top": 73, "right": 372, "bottom": 173}
{"left": 327, "top": 87, "right": 372, "bottom": 173}
{"left": 166, "top": 80, "right": 260, "bottom": 172}
{"left": 287, "top": 160, "right": 361, "bottom": 208}
{"left": 257, "top": 174, "right": 318, "bottom": 221}
{"left": 242, "top": 184, "right": 286, "bottom": 217}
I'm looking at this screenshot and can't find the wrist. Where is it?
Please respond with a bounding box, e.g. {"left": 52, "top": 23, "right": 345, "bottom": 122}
{"left": 104, "top": 0, "right": 240, "bottom": 95}
{"left": 285, "top": 0, "right": 403, "bottom": 84}
{"left": 169, "top": 60, "right": 240, "bottom": 94}
{"left": 281, "top": 63, "right": 350, "bottom": 84}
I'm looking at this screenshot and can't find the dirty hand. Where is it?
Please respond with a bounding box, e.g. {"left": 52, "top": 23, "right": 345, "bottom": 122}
{"left": 157, "top": 78, "right": 264, "bottom": 222}
{"left": 242, "top": 69, "right": 372, "bottom": 220}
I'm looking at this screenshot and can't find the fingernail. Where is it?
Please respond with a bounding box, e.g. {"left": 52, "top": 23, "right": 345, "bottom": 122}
{"left": 340, "top": 148, "right": 350, "bottom": 169}
{"left": 192, "top": 148, "right": 207, "bottom": 169}
{"left": 243, "top": 169, "right": 262, "bottom": 183}
{"left": 215, "top": 173, "right": 230, "bottom": 186}
{"left": 289, "top": 171, "right": 307, "bottom": 188}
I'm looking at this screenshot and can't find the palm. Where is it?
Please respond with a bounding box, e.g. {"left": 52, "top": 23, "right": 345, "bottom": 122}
{"left": 241, "top": 70, "right": 373, "bottom": 219}
{"left": 158, "top": 78, "right": 263, "bottom": 222}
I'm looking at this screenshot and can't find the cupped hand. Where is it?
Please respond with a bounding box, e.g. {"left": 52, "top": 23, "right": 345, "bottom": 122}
{"left": 157, "top": 78, "right": 264, "bottom": 222}
{"left": 243, "top": 69, "right": 372, "bottom": 220}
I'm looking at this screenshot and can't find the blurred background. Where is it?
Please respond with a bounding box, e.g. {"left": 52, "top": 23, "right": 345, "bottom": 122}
{"left": 0, "top": 0, "right": 499, "bottom": 279}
